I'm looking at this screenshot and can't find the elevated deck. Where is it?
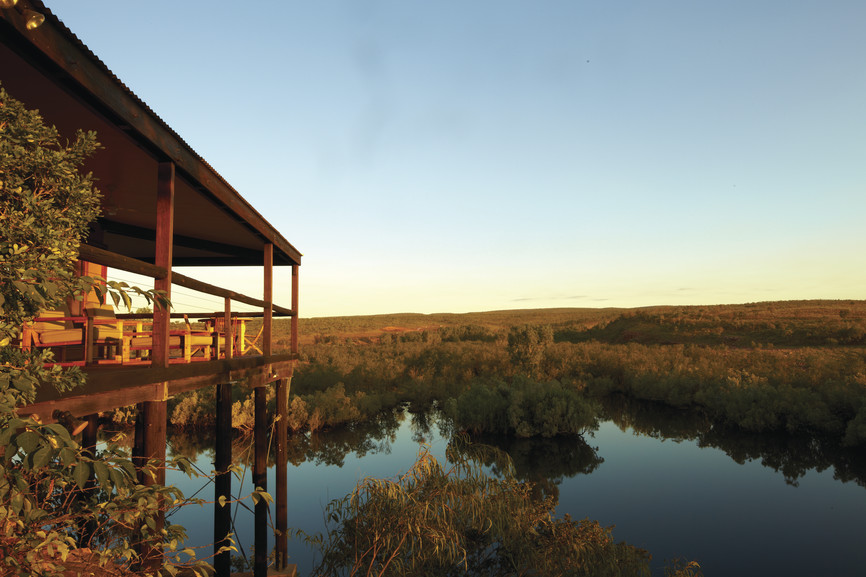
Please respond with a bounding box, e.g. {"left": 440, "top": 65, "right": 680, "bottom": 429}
{"left": 3, "top": 2, "right": 302, "bottom": 575}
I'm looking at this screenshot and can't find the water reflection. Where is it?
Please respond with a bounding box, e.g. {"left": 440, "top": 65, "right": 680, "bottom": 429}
{"left": 453, "top": 433, "right": 604, "bottom": 501}
{"left": 287, "top": 410, "right": 403, "bottom": 467}
{"left": 163, "top": 397, "right": 866, "bottom": 493}
{"left": 602, "top": 395, "right": 866, "bottom": 488}
{"left": 166, "top": 409, "right": 405, "bottom": 470}
{"left": 162, "top": 401, "right": 866, "bottom": 577}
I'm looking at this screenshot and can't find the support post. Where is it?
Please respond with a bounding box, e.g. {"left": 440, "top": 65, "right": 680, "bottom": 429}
{"left": 263, "top": 243, "right": 273, "bottom": 358}
{"left": 214, "top": 381, "right": 233, "bottom": 577}
{"left": 253, "top": 382, "right": 268, "bottom": 577}
{"left": 134, "top": 161, "right": 173, "bottom": 572}
{"left": 275, "top": 377, "right": 290, "bottom": 568}
{"left": 152, "top": 161, "right": 174, "bottom": 367}
{"left": 224, "top": 297, "right": 233, "bottom": 359}
{"left": 78, "top": 414, "right": 98, "bottom": 548}
{"left": 133, "top": 396, "right": 167, "bottom": 570}
{"left": 291, "top": 264, "right": 299, "bottom": 356}
{"left": 254, "top": 243, "right": 273, "bottom": 577}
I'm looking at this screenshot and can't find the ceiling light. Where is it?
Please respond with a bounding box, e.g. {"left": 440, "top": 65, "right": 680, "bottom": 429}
{"left": 24, "top": 8, "right": 44, "bottom": 29}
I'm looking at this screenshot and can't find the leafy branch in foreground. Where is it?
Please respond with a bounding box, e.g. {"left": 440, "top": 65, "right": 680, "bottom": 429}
{"left": 0, "top": 82, "right": 199, "bottom": 576}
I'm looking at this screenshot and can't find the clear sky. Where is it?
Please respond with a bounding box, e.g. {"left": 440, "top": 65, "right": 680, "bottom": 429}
{"left": 47, "top": 1, "right": 866, "bottom": 318}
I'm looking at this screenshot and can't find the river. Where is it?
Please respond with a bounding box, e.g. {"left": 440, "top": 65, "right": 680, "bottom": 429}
{"left": 165, "top": 399, "right": 866, "bottom": 576}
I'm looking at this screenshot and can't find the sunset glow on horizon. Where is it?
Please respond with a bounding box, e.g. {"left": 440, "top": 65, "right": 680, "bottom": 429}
{"left": 47, "top": 1, "right": 866, "bottom": 317}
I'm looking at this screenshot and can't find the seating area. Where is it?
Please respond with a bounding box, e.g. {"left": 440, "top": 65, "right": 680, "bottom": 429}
{"left": 22, "top": 304, "right": 251, "bottom": 366}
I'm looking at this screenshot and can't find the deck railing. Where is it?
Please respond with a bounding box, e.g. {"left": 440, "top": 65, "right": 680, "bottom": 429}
{"left": 22, "top": 243, "right": 299, "bottom": 576}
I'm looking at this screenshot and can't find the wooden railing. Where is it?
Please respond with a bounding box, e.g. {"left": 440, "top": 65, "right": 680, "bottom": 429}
{"left": 23, "top": 243, "right": 300, "bottom": 576}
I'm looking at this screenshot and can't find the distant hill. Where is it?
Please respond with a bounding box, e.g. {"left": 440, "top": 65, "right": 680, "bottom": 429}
{"left": 269, "top": 300, "right": 866, "bottom": 348}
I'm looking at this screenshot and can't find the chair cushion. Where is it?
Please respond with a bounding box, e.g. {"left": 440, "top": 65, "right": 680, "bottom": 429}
{"left": 38, "top": 328, "right": 83, "bottom": 345}
{"left": 33, "top": 310, "right": 72, "bottom": 332}
{"left": 88, "top": 304, "right": 117, "bottom": 320}
{"left": 130, "top": 336, "right": 182, "bottom": 348}
{"left": 186, "top": 335, "right": 213, "bottom": 346}
{"left": 92, "top": 325, "right": 123, "bottom": 341}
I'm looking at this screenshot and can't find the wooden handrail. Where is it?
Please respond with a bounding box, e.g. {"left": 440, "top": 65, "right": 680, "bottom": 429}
{"left": 79, "top": 244, "right": 167, "bottom": 279}
{"left": 79, "top": 244, "right": 295, "bottom": 316}
{"left": 114, "top": 311, "right": 294, "bottom": 320}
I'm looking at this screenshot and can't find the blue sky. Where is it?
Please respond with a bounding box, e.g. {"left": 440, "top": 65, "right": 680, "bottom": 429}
{"left": 48, "top": 1, "right": 865, "bottom": 317}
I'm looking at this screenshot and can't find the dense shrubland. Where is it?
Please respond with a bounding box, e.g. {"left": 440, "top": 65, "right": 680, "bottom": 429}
{"left": 163, "top": 303, "right": 866, "bottom": 576}
{"left": 172, "top": 301, "right": 866, "bottom": 448}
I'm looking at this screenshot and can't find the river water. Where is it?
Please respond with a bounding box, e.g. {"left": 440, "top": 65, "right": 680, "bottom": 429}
{"left": 165, "top": 400, "right": 866, "bottom": 576}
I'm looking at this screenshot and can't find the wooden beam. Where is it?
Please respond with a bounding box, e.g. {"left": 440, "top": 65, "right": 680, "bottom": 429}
{"left": 173, "top": 270, "right": 294, "bottom": 315}
{"left": 24, "top": 357, "right": 298, "bottom": 422}
{"left": 78, "top": 244, "right": 167, "bottom": 279}
{"left": 78, "top": 244, "right": 294, "bottom": 315}
{"left": 0, "top": 10, "right": 302, "bottom": 266}
{"left": 97, "top": 218, "right": 264, "bottom": 263}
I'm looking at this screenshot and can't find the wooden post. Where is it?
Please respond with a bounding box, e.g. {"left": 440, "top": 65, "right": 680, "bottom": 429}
{"left": 275, "top": 377, "right": 289, "bottom": 568}
{"left": 263, "top": 244, "right": 273, "bottom": 358}
{"left": 134, "top": 161, "right": 173, "bottom": 573}
{"left": 253, "top": 382, "right": 268, "bottom": 577}
{"left": 291, "top": 264, "right": 299, "bottom": 356}
{"left": 254, "top": 243, "right": 274, "bottom": 577}
{"left": 214, "top": 381, "right": 232, "bottom": 577}
{"left": 133, "top": 396, "right": 167, "bottom": 570}
{"left": 215, "top": 295, "right": 234, "bottom": 576}
{"left": 152, "top": 161, "right": 174, "bottom": 367}
{"left": 78, "top": 414, "right": 98, "bottom": 548}
{"left": 224, "top": 297, "right": 233, "bottom": 359}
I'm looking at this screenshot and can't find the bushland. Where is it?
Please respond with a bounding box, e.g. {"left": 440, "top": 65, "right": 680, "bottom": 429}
{"left": 168, "top": 300, "right": 866, "bottom": 446}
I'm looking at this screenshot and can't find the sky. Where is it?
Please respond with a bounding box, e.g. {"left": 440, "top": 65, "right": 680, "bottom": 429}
{"left": 46, "top": 1, "right": 866, "bottom": 318}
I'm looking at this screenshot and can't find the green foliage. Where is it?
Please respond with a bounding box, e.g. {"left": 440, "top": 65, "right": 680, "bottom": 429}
{"left": 310, "top": 440, "right": 651, "bottom": 577}
{"left": 181, "top": 300, "right": 866, "bottom": 446}
{"left": 843, "top": 403, "right": 866, "bottom": 447}
{"left": 0, "top": 83, "right": 101, "bottom": 332}
{"left": 446, "top": 377, "right": 600, "bottom": 438}
{"left": 170, "top": 391, "right": 210, "bottom": 428}
{"left": 507, "top": 324, "right": 553, "bottom": 377}
{"left": 664, "top": 558, "right": 704, "bottom": 577}
{"left": 438, "top": 324, "right": 501, "bottom": 343}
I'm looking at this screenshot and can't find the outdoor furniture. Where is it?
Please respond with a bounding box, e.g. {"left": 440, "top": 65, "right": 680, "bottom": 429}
{"left": 84, "top": 304, "right": 124, "bottom": 364}
{"left": 22, "top": 309, "right": 84, "bottom": 365}
{"left": 124, "top": 316, "right": 215, "bottom": 363}
{"left": 202, "top": 316, "right": 263, "bottom": 358}
{"left": 22, "top": 304, "right": 125, "bottom": 365}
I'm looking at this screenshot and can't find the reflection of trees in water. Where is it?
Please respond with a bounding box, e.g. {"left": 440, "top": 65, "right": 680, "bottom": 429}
{"left": 408, "top": 404, "right": 454, "bottom": 445}
{"left": 167, "top": 409, "right": 405, "bottom": 469}
{"left": 448, "top": 432, "right": 604, "bottom": 502}
{"left": 602, "top": 395, "right": 866, "bottom": 488}
{"left": 165, "top": 396, "right": 866, "bottom": 492}
{"left": 602, "top": 395, "right": 712, "bottom": 441}
{"left": 698, "top": 426, "right": 866, "bottom": 488}
{"left": 292, "top": 409, "right": 402, "bottom": 468}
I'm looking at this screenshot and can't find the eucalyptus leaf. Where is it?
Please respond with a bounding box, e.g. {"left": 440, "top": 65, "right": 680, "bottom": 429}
{"left": 73, "top": 462, "right": 91, "bottom": 489}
